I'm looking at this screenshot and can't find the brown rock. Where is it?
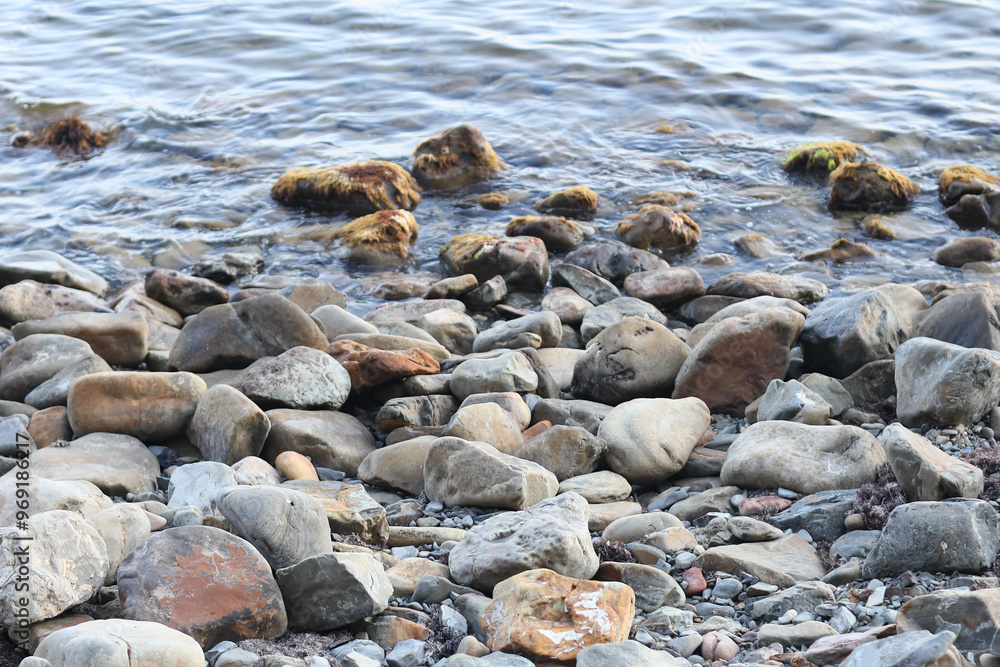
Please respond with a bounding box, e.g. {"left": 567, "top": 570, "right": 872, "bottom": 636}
{"left": 118, "top": 525, "right": 287, "bottom": 648}
{"left": 707, "top": 272, "right": 828, "bottom": 302}
{"left": 616, "top": 205, "right": 701, "bottom": 250}
{"left": 702, "top": 631, "right": 739, "bottom": 661}
{"left": 694, "top": 535, "right": 826, "bottom": 587}
{"left": 12, "top": 312, "right": 149, "bottom": 366}
{"left": 367, "top": 615, "right": 430, "bottom": 649}
{"left": 672, "top": 307, "right": 806, "bottom": 414}
{"left": 327, "top": 340, "right": 440, "bottom": 391}
{"left": 271, "top": 160, "right": 420, "bottom": 214}
{"left": 27, "top": 406, "right": 73, "bottom": 447}
{"left": 623, "top": 267, "right": 706, "bottom": 310}
{"left": 505, "top": 215, "right": 595, "bottom": 251}
{"left": 386, "top": 557, "right": 451, "bottom": 598}
{"left": 933, "top": 237, "right": 1000, "bottom": 268}
{"left": 187, "top": 384, "right": 271, "bottom": 465}
{"left": 357, "top": 436, "right": 434, "bottom": 496}
{"left": 481, "top": 568, "right": 634, "bottom": 662}
{"left": 440, "top": 234, "right": 550, "bottom": 291}
{"left": 145, "top": 269, "right": 229, "bottom": 317}
{"left": 115, "top": 292, "right": 185, "bottom": 327}
{"left": 67, "top": 371, "right": 207, "bottom": 441}
{"left": 682, "top": 567, "right": 707, "bottom": 595}
{"left": 411, "top": 124, "right": 503, "bottom": 189}
{"left": 800, "top": 238, "right": 877, "bottom": 262}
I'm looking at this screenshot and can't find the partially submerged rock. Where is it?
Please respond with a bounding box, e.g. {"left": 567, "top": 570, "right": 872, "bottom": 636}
{"left": 271, "top": 160, "right": 420, "bottom": 214}
{"left": 616, "top": 205, "right": 701, "bottom": 251}
{"left": 937, "top": 164, "right": 1000, "bottom": 205}
{"left": 440, "top": 234, "right": 549, "bottom": 291}
{"left": 535, "top": 186, "right": 598, "bottom": 217}
{"left": 828, "top": 162, "right": 920, "bottom": 212}
{"left": 505, "top": 215, "right": 594, "bottom": 251}
{"left": 783, "top": 140, "right": 863, "bottom": 173}
{"left": 411, "top": 124, "right": 503, "bottom": 189}
{"left": 322, "top": 209, "right": 419, "bottom": 262}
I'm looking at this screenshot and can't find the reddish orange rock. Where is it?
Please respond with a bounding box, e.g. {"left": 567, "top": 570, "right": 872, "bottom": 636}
{"left": 327, "top": 340, "right": 440, "bottom": 391}
{"left": 521, "top": 420, "right": 552, "bottom": 442}
{"left": 481, "top": 568, "right": 635, "bottom": 662}
{"left": 117, "top": 525, "right": 287, "bottom": 648}
{"left": 682, "top": 567, "right": 707, "bottom": 595}
{"left": 738, "top": 495, "right": 792, "bottom": 517}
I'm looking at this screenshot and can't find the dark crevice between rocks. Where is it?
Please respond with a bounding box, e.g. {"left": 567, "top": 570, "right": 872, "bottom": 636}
{"left": 420, "top": 608, "right": 466, "bottom": 666}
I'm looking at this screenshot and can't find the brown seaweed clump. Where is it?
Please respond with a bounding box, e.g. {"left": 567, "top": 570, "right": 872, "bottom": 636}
{"left": 534, "top": 185, "right": 599, "bottom": 217}
{"left": 847, "top": 463, "right": 906, "bottom": 530}
{"left": 959, "top": 447, "right": 1000, "bottom": 502}
{"left": 783, "top": 140, "right": 863, "bottom": 173}
{"left": 411, "top": 123, "right": 504, "bottom": 189}
{"left": 860, "top": 215, "right": 895, "bottom": 240}
{"left": 799, "top": 238, "right": 876, "bottom": 262}
{"left": 271, "top": 160, "right": 421, "bottom": 215}
{"left": 316, "top": 209, "right": 419, "bottom": 263}
{"left": 593, "top": 539, "right": 638, "bottom": 564}
{"left": 29, "top": 115, "right": 108, "bottom": 156}
{"left": 616, "top": 204, "right": 701, "bottom": 252}
{"left": 828, "top": 162, "right": 920, "bottom": 212}
{"left": 937, "top": 165, "right": 1000, "bottom": 205}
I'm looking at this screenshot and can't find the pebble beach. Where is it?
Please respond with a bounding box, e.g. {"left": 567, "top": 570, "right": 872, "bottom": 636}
{"left": 3, "top": 2, "right": 1000, "bottom": 667}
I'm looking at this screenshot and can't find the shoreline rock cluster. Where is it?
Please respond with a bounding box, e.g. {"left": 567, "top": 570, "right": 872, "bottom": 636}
{"left": 2, "top": 126, "right": 1000, "bottom": 667}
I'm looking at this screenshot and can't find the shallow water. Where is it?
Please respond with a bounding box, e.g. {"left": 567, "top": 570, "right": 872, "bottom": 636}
{"left": 2, "top": 0, "right": 999, "bottom": 306}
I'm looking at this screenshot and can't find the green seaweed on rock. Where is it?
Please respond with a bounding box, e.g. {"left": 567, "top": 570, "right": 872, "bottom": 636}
{"left": 783, "top": 140, "right": 863, "bottom": 173}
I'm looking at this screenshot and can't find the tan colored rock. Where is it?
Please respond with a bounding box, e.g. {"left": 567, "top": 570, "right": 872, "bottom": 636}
{"left": 283, "top": 480, "right": 389, "bottom": 547}
{"left": 442, "top": 403, "right": 523, "bottom": 454}
{"left": 25, "top": 432, "right": 160, "bottom": 496}
{"left": 262, "top": 409, "right": 376, "bottom": 476}
{"left": 646, "top": 527, "right": 699, "bottom": 554}
{"left": 386, "top": 557, "right": 451, "bottom": 597}
{"left": 33, "top": 618, "right": 205, "bottom": 667}
{"left": 424, "top": 437, "right": 558, "bottom": 510}
{"left": 357, "top": 436, "right": 434, "bottom": 496}
{"left": 880, "top": 423, "right": 984, "bottom": 501}
{"left": 616, "top": 205, "right": 700, "bottom": 251}
{"left": 388, "top": 525, "right": 468, "bottom": 547}
{"left": 232, "top": 456, "right": 282, "bottom": 486}
{"left": 85, "top": 503, "right": 152, "bottom": 585}
{"left": 367, "top": 615, "right": 430, "bottom": 649}
{"left": 695, "top": 535, "right": 826, "bottom": 587}
{"left": 275, "top": 451, "right": 318, "bottom": 481}
{"left": 67, "top": 371, "right": 207, "bottom": 441}
{"left": 481, "top": 568, "right": 634, "bottom": 662}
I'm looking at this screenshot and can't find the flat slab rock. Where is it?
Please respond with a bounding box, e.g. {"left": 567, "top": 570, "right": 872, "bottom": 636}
{"left": 694, "top": 535, "right": 826, "bottom": 587}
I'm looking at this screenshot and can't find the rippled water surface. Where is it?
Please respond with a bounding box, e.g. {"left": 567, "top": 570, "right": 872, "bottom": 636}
{"left": 2, "top": 0, "right": 1000, "bottom": 302}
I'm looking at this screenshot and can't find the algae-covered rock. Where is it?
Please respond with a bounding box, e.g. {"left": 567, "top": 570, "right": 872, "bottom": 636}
{"left": 535, "top": 186, "right": 598, "bottom": 217}
{"left": 937, "top": 165, "right": 1000, "bottom": 206}
{"left": 800, "top": 238, "right": 876, "bottom": 263}
{"left": 783, "top": 141, "right": 863, "bottom": 173}
{"left": 271, "top": 160, "right": 420, "bottom": 214}
{"left": 828, "top": 162, "right": 919, "bottom": 212}
{"left": 616, "top": 205, "right": 700, "bottom": 251}
{"left": 319, "top": 209, "right": 419, "bottom": 263}
{"left": 411, "top": 124, "right": 503, "bottom": 189}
